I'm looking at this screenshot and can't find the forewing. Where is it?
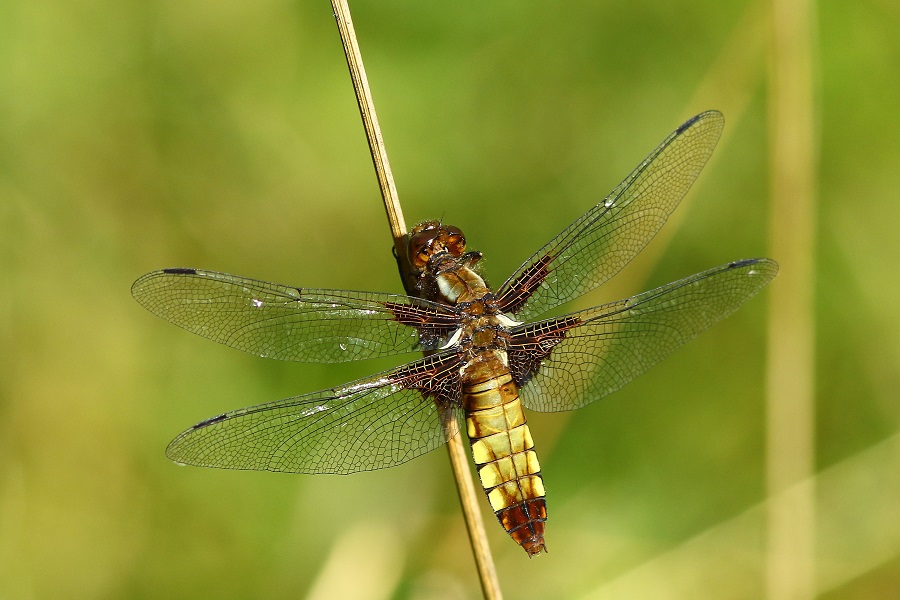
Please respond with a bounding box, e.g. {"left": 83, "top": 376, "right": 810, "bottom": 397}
{"left": 509, "top": 259, "right": 778, "bottom": 412}
{"left": 497, "top": 111, "right": 725, "bottom": 321}
{"left": 132, "top": 269, "right": 460, "bottom": 363}
{"left": 166, "top": 351, "right": 465, "bottom": 473}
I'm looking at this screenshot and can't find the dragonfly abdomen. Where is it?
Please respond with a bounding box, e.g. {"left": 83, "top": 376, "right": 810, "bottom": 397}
{"left": 462, "top": 369, "right": 547, "bottom": 556}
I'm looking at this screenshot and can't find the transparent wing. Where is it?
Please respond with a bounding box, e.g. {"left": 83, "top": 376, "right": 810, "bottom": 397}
{"left": 508, "top": 258, "right": 778, "bottom": 412}
{"left": 166, "top": 351, "right": 464, "bottom": 474}
{"left": 497, "top": 111, "right": 725, "bottom": 321}
{"left": 132, "top": 268, "right": 460, "bottom": 363}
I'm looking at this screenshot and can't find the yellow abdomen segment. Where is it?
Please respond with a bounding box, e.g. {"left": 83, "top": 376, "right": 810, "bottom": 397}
{"left": 463, "top": 373, "right": 547, "bottom": 556}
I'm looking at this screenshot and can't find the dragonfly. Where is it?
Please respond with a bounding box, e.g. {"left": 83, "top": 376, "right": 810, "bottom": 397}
{"left": 132, "top": 110, "right": 777, "bottom": 556}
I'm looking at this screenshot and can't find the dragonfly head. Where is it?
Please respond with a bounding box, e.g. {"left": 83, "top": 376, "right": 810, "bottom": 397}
{"left": 407, "top": 221, "right": 467, "bottom": 270}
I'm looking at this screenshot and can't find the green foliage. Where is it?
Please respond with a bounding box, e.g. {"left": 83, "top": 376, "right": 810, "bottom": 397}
{"left": 1, "top": 1, "right": 898, "bottom": 598}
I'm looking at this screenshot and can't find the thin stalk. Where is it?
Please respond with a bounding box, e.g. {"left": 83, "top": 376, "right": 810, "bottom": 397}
{"left": 330, "top": 1, "right": 405, "bottom": 248}
{"left": 766, "top": 0, "right": 818, "bottom": 597}
{"left": 329, "top": 2, "right": 503, "bottom": 598}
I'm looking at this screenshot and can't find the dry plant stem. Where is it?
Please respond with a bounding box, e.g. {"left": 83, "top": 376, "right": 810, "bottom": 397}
{"left": 766, "top": 0, "right": 817, "bottom": 597}
{"left": 441, "top": 418, "right": 504, "bottom": 599}
{"left": 330, "top": 0, "right": 406, "bottom": 254}
{"left": 330, "top": 2, "right": 503, "bottom": 598}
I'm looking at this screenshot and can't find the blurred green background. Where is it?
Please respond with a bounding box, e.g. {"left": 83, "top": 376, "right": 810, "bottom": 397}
{"left": 2, "top": 1, "right": 898, "bottom": 598}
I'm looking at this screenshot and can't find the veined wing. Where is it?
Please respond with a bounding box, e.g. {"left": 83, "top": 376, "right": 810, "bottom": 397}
{"left": 497, "top": 111, "right": 725, "bottom": 321}
{"left": 132, "top": 269, "right": 460, "bottom": 363}
{"left": 167, "top": 351, "right": 464, "bottom": 473}
{"left": 507, "top": 258, "right": 778, "bottom": 412}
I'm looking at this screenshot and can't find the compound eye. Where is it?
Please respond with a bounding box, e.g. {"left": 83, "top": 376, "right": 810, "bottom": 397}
{"left": 408, "top": 229, "right": 440, "bottom": 268}
{"left": 444, "top": 226, "right": 466, "bottom": 257}
{"left": 414, "top": 248, "right": 430, "bottom": 267}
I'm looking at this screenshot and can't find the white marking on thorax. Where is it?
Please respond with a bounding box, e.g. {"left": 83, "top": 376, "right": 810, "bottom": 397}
{"left": 495, "top": 313, "right": 522, "bottom": 328}
{"left": 437, "top": 276, "right": 460, "bottom": 303}
{"left": 440, "top": 328, "right": 464, "bottom": 350}
{"left": 436, "top": 265, "right": 488, "bottom": 305}
{"left": 497, "top": 349, "right": 509, "bottom": 367}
